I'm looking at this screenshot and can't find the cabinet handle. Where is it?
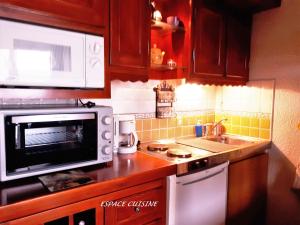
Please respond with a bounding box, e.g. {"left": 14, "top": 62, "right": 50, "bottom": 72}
{"left": 78, "top": 220, "right": 85, "bottom": 225}
{"left": 134, "top": 207, "right": 141, "bottom": 213}
{"left": 193, "top": 49, "right": 196, "bottom": 62}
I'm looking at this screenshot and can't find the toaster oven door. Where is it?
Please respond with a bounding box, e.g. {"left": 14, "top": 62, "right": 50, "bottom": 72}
{"left": 4, "top": 113, "right": 98, "bottom": 176}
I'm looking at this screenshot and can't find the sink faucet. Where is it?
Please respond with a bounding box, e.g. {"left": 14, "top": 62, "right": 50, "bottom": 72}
{"left": 213, "top": 118, "right": 228, "bottom": 136}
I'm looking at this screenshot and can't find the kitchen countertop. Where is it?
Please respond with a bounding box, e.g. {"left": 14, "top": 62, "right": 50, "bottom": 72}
{"left": 0, "top": 135, "right": 270, "bottom": 223}
{"left": 176, "top": 135, "right": 271, "bottom": 163}
{"left": 139, "top": 135, "right": 271, "bottom": 175}
{"left": 0, "top": 152, "right": 176, "bottom": 223}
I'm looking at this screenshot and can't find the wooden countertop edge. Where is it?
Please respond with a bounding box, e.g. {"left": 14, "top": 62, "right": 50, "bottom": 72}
{"left": 0, "top": 163, "right": 176, "bottom": 223}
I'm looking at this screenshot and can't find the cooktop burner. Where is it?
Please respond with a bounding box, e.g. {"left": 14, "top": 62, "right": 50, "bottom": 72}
{"left": 167, "top": 149, "right": 192, "bottom": 158}
{"left": 147, "top": 144, "right": 169, "bottom": 152}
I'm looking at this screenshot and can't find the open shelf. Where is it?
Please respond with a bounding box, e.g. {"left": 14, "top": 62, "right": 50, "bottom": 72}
{"left": 150, "top": 64, "right": 187, "bottom": 71}
{"left": 151, "top": 20, "right": 185, "bottom": 32}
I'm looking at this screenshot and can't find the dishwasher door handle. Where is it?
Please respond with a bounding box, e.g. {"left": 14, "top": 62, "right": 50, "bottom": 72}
{"left": 179, "top": 168, "right": 225, "bottom": 186}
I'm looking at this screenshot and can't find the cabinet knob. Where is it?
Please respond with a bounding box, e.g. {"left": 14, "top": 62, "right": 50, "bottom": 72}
{"left": 78, "top": 220, "right": 85, "bottom": 225}
{"left": 134, "top": 207, "right": 141, "bottom": 213}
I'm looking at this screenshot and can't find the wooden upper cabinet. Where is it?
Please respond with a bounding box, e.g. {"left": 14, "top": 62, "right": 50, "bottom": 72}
{"left": 226, "top": 15, "right": 251, "bottom": 82}
{"left": 189, "top": 0, "right": 251, "bottom": 85}
{"left": 109, "top": 0, "right": 150, "bottom": 82}
{"left": 190, "top": 2, "right": 226, "bottom": 81}
{"left": 224, "top": 0, "right": 281, "bottom": 13}
{"left": 0, "top": 0, "right": 108, "bottom": 34}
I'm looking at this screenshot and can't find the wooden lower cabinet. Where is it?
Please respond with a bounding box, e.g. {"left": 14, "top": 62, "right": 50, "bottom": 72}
{"left": 1, "top": 179, "right": 166, "bottom": 225}
{"left": 227, "top": 153, "right": 268, "bottom": 225}
{"left": 1, "top": 197, "right": 103, "bottom": 225}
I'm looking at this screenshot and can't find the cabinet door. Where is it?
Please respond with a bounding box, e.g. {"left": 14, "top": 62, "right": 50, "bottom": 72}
{"left": 109, "top": 0, "right": 150, "bottom": 82}
{"left": 227, "top": 153, "right": 268, "bottom": 225}
{"left": 0, "top": 0, "right": 107, "bottom": 34}
{"left": 191, "top": 1, "right": 226, "bottom": 80}
{"left": 226, "top": 15, "right": 251, "bottom": 82}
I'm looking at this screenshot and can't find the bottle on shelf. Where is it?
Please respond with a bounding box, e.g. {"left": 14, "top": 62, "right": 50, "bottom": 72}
{"left": 151, "top": 44, "right": 165, "bottom": 65}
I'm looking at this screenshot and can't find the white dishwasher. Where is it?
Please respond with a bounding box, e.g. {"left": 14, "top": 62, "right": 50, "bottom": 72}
{"left": 167, "top": 161, "right": 229, "bottom": 225}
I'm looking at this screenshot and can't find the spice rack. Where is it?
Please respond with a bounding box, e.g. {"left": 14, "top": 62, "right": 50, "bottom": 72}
{"left": 153, "top": 81, "right": 176, "bottom": 118}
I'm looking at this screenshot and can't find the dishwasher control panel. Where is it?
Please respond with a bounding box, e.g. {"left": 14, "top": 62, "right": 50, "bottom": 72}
{"left": 188, "top": 158, "right": 209, "bottom": 171}
{"left": 177, "top": 158, "right": 210, "bottom": 175}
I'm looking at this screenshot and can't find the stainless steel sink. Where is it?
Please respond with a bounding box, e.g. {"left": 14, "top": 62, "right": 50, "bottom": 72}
{"left": 204, "top": 136, "right": 254, "bottom": 145}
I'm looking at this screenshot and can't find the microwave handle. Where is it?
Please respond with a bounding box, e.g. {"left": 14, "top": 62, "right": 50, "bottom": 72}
{"left": 11, "top": 113, "right": 95, "bottom": 124}
{"left": 15, "top": 124, "right": 22, "bottom": 149}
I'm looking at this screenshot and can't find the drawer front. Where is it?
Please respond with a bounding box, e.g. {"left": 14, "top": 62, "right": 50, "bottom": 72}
{"left": 104, "top": 179, "right": 166, "bottom": 225}
{"left": 116, "top": 188, "right": 163, "bottom": 222}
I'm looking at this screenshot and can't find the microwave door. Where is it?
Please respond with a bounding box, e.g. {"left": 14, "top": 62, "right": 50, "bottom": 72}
{"left": 0, "top": 19, "right": 85, "bottom": 88}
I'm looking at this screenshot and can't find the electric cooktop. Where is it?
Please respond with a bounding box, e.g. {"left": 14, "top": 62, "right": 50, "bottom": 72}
{"left": 139, "top": 139, "right": 227, "bottom": 175}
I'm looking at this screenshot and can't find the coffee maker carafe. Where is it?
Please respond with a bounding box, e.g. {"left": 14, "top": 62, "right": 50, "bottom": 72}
{"left": 113, "top": 115, "right": 138, "bottom": 154}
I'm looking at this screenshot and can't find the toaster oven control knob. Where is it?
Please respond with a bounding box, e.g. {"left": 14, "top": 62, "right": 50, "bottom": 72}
{"left": 102, "top": 131, "right": 112, "bottom": 140}
{"left": 102, "top": 116, "right": 112, "bottom": 125}
{"left": 102, "top": 146, "right": 111, "bottom": 155}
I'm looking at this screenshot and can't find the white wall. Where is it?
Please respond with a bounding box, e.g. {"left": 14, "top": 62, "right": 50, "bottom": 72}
{"left": 251, "top": 0, "right": 300, "bottom": 224}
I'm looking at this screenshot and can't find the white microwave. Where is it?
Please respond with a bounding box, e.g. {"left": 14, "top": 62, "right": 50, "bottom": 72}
{"left": 0, "top": 19, "right": 104, "bottom": 88}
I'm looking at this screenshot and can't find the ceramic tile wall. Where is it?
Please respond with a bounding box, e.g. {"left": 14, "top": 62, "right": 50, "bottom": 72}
{"left": 92, "top": 80, "right": 217, "bottom": 114}
{"left": 90, "top": 80, "right": 217, "bottom": 143}
{"left": 136, "top": 111, "right": 215, "bottom": 142}
{"left": 91, "top": 80, "right": 159, "bottom": 114}
{"left": 0, "top": 79, "right": 272, "bottom": 142}
{"left": 92, "top": 79, "right": 274, "bottom": 142}
{"left": 174, "top": 83, "right": 216, "bottom": 112}
{"left": 215, "top": 80, "right": 274, "bottom": 139}
{"left": 215, "top": 112, "right": 271, "bottom": 139}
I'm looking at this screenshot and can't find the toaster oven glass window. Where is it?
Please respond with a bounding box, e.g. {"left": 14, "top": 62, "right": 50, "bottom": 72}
{"left": 4, "top": 113, "right": 97, "bottom": 175}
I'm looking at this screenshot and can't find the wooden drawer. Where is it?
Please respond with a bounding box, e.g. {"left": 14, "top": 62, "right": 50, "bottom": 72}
{"left": 116, "top": 188, "right": 163, "bottom": 222}
{"left": 105, "top": 179, "right": 166, "bottom": 225}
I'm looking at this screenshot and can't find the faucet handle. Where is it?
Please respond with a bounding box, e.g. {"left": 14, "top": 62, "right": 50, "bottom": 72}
{"left": 214, "top": 123, "right": 225, "bottom": 136}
